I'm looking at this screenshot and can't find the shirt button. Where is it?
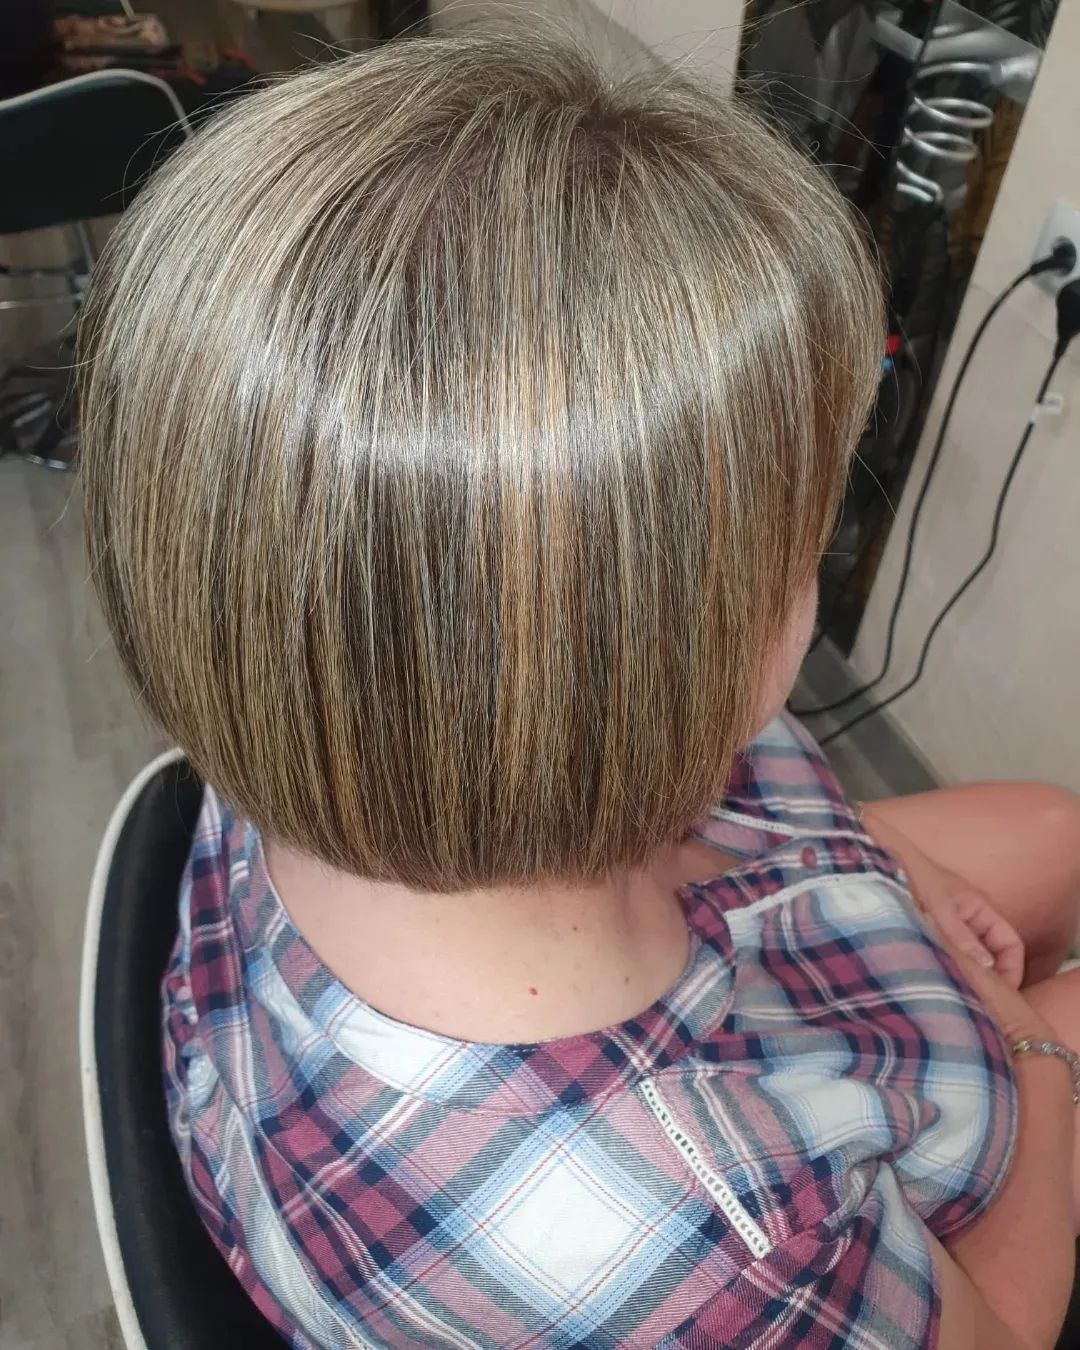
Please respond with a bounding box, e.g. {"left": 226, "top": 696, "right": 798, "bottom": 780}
{"left": 801, "top": 845, "right": 817, "bottom": 868}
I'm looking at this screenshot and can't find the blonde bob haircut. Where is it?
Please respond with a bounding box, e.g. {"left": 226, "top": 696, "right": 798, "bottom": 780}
{"left": 80, "top": 34, "right": 883, "bottom": 893}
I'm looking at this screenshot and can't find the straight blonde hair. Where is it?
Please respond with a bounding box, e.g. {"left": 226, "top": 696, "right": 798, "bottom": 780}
{"left": 79, "top": 34, "right": 883, "bottom": 892}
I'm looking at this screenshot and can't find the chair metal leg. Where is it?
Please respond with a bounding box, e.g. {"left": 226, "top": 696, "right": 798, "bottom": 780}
{"left": 75, "top": 220, "right": 96, "bottom": 271}
{"left": 0, "top": 347, "right": 79, "bottom": 471}
{"left": 0, "top": 224, "right": 92, "bottom": 469}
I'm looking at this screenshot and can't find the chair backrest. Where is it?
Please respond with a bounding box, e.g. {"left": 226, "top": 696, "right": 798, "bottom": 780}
{"left": 80, "top": 750, "right": 283, "bottom": 1349}
{"left": 0, "top": 69, "right": 191, "bottom": 234}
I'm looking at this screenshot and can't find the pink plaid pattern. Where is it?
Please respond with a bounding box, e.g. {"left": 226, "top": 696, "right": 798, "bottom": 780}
{"left": 163, "top": 714, "right": 1016, "bottom": 1347}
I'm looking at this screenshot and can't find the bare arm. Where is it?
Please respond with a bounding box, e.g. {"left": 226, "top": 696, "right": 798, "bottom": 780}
{"left": 936, "top": 1049, "right": 1075, "bottom": 1349}
{"left": 850, "top": 835, "right": 1075, "bottom": 1350}
{"left": 934, "top": 1236, "right": 1050, "bottom": 1350}
{"left": 857, "top": 803, "right": 1075, "bottom": 1343}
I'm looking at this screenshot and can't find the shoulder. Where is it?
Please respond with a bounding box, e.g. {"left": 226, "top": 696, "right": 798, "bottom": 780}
{"left": 684, "top": 857, "right": 1017, "bottom": 1242}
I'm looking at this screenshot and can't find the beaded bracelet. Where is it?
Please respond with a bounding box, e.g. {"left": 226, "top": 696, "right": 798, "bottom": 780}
{"left": 1012, "top": 1037, "right": 1080, "bottom": 1104}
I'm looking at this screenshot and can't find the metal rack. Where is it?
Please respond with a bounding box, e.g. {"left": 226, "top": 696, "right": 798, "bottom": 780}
{"left": 875, "top": 0, "right": 1041, "bottom": 86}
{"left": 877, "top": 3, "right": 1042, "bottom": 213}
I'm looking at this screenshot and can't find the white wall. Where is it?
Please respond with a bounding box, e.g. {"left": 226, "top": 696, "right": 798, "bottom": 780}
{"left": 585, "top": 0, "right": 741, "bottom": 86}
{"left": 852, "top": 0, "right": 1080, "bottom": 789}
{"left": 428, "top": 0, "right": 740, "bottom": 86}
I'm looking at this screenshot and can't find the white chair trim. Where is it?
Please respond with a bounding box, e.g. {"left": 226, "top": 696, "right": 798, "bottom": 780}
{"left": 0, "top": 68, "right": 192, "bottom": 138}
{"left": 79, "top": 747, "right": 186, "bottom": 1350}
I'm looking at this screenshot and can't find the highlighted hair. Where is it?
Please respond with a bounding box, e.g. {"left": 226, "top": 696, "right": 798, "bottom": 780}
{"left": 79, "top": 35, "right": 882, "bottom": 891}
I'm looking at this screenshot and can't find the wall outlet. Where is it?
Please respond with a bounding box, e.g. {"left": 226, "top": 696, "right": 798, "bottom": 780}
{"left": 1033, "top": 201, "right": 1080, "bottom": 295}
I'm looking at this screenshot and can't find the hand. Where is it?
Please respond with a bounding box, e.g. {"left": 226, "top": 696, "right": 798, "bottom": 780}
{"left": 922, "top": 908, "right": 1055, "bottom": 1048}
{"left": 860, "top": 803, "right": 1026, "bottom": 989}
{"left": 918, "top": 875, "right": 1026, "bottom": 992}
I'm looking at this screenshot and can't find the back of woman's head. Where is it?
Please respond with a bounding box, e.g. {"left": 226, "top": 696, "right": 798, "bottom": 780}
{"left": 79, "top": 33, "right": 882, "bottom": 892}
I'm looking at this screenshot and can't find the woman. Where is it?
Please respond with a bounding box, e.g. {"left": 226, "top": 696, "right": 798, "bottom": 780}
{"left": 79, "top": 34, "right": 1080, "bottom": 1348}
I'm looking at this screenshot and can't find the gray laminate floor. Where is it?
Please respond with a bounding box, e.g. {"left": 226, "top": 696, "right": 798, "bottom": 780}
{"left": 0, "top": 460, "right": 162, "bottom": 1349}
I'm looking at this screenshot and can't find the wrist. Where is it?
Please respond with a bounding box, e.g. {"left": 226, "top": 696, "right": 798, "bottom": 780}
{"left": 1012, "top": 1037, "right": 1080, "bottom": 1105}
{"left": 988, "top": 998, "right": 1061, "bottom": 1050}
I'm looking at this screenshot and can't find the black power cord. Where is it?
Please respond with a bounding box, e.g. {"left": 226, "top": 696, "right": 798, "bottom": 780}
{"left": 818, "top": 275, "right": 1080, "bottom": 747}
{"left": 792, "top": 238, "right": 1076, "bottom": 719}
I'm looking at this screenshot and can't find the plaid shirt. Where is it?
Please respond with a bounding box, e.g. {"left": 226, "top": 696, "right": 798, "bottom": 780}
{"left": 163, "top": 714, "right": 1016, "bottom": 1348}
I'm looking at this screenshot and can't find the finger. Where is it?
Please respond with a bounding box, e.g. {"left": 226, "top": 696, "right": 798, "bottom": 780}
{"left": 952, "top": 892, "right": 1023, "bottom": 955}
{"left": 928, "top": 924, "right": 1042, "bottom": 1041}
{"left": 929, "top": 918, "right": 1004, "bottom": 1000}
{"left": 980, "top": 919, "right": 1024, "bottom": 980}
{"left": 928, "top": 902, "right": 996, "bottom": 969}
{"left": 949, "top": 894, "right": 1025, "bottom": 987}
{"left": 994, "top": 940, "right": 1026, "bottom": 991}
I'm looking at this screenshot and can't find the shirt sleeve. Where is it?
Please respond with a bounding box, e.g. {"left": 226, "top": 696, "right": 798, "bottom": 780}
{"left": 663, "top": 1163, "right": 939, "bottom": 1349}
{"left": 888, "top": 923, "right": 1019, "bottom": 1238}
{"left": 805, "top": 878, "right": 1019, "bottom": 1240}
{"left": 744, "top": 871, "right": 1019, "bottom": 1242}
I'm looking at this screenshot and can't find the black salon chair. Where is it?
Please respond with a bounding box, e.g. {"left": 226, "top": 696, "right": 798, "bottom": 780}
{"left": 80, "top": 750, "right": 283, "bottom": 1349}
{"left": 0, "top": 69, "right": 191, "bottom": 466}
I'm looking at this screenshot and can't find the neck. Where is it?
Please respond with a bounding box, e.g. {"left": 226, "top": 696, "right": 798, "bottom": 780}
{"left": 264, "top": 836, "right": 731, "bottom": 1043}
